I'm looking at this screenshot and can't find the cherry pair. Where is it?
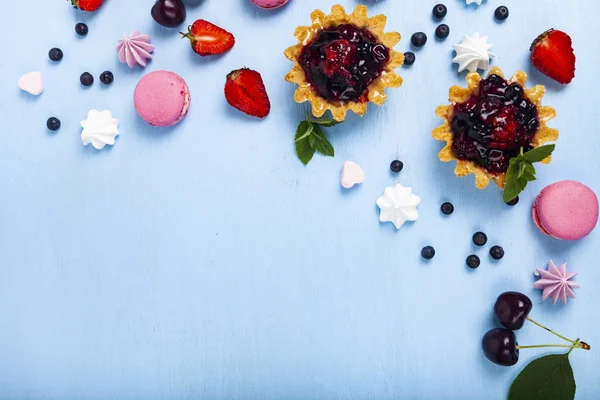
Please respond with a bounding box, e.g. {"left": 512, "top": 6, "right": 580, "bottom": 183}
{"left": 482, "top": 292, "right": 590, "bottom": 366}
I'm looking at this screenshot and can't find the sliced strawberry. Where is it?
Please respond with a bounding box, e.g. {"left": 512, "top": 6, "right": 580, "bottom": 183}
{"left": 181, "top": 20, "right": 235, "bottom": 56}
{"left": 530, "top": 29, "right": 576, "bottom": 84}
{"left": 224, "top": 68, "right": 271, "bottom": 118}
{"left": 69, "top": 0, "right": 104, "bottom": 11}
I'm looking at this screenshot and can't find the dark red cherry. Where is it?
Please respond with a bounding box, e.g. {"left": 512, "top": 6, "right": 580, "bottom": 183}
{"left": 494, "top": 292, "right": 532, "bottom": 330}
{"left": 482, "top": 328, "right": 519, "bottom": 366}
{"left": 151, "top": 0, "right": 186, "bottom": 28}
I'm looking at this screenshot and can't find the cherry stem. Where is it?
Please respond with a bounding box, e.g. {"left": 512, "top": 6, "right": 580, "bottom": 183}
{"left": 526, "top": 316, "right": 579, "bottom": 344}
{"left": 517, "top": 344, "right": 587, "bottom": 350}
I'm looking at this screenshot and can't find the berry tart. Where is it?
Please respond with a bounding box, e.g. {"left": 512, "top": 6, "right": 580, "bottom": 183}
{"left": 284, "top": 5, "right": 404, "bottom": 122}
{"left": 432, "top": 67, "right": 558, "bottom": 189}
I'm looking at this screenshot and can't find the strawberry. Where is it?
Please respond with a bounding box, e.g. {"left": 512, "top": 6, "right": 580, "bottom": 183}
{"left": 224, "top": 68, "right": 271, "bottom": 118}
{"left": 69, "top": 0, "right": 104, "bottom": 11}
{"left": 181, "top": 20, "right": 235, "bottom": 56}
{"left": 530, "top": 29, "right": 576, "bottom": 84}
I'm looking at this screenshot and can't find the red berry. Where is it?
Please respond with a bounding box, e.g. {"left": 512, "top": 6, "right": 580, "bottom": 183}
{"left": 181, "top": 20, "right": 235, "bottom": 56}
{"left": 69, "top": 0, "right": 104, "bottom": 11}
{"left": 224, "top": 68, "right": 271, "bottom": 118}
{"left": 530, "top": 29, "right": 576, "bottom": 84}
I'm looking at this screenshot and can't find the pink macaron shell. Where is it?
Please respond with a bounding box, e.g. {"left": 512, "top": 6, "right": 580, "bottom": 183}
{"left": 134, "top": 71, "right": 190, "bottom": 127}
{"left": 250, "top": 0, "right": 289, "bottom": 9}
{"left": 533, "top": 180, "right": 599, "bottom": 240}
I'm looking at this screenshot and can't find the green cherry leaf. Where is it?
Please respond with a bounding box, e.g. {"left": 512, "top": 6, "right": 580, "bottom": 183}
{"left": 307, "top": 117, "right": 342, "bottom": 128}
{"left": 509, "top": 354, "right": 576, "bottom": 400}
{"left": 312, "top": 125, "right": 335, "bottom": 157}
{"left": 522, "top": 144, "right": 556, "bottom": 163}
{"left": 295, "top": 121, "right": 316, "bottom": 165}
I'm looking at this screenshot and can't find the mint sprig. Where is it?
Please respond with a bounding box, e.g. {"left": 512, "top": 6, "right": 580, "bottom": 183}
{"left": 503, "top": 144, "right": 555, "bottom": 203}
{"left": 294, "top": 115, "right": 340, "bottom": 165}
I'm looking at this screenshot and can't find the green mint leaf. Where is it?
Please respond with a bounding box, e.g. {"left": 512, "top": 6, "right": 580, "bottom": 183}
{"left": 509, "top": 354, "right": 576, "bottom": 400}
{"left": 295, "top": 121, "right": 316, "bottom": 165}
{"left": 503, "top": 157, "right": 529, "bottom": 203}
{"left": 308, "top": 133, "right": 316, "bottom": 148}
{"left": 312, "top": 125, "right": 335, "bottom": 157}
{"left": 522, "top": 144, "right": 555, "bottom": 163}
{"left": 307, "top": 117, "right": 341, "bottom": 127}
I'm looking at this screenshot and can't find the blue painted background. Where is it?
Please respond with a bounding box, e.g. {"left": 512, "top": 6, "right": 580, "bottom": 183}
{"left": 1, "top": 0, "right": 598, "bottom": 398}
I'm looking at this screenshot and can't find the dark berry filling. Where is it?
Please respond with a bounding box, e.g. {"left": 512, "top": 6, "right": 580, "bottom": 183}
{"left": 450, "top": 74, "right": 539, "bottom": 173}
{"left": 298, "top": 24, "right": 390, "bottom": 103}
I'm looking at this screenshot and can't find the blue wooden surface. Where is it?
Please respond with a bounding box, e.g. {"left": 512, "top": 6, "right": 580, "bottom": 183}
{"left": 0, "top": 0, "right": 599, "bottom": 398}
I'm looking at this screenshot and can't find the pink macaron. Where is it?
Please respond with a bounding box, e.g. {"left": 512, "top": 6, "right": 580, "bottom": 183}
{"left": 134, "top": 70, "right": 191, "bottom": 127}
{"left": 532, "top": 180, "right": 599, "bottom": 240}
{"left": 251, "top": 0, "right": 289, "bottom": 9}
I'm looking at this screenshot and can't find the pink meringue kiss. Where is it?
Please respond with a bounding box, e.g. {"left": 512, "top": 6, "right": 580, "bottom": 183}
{"left": 250, "top": 0, "right": 289, "bottom": 9}
{"left": 117, "top": 31, "right": 155, "bottom": 68}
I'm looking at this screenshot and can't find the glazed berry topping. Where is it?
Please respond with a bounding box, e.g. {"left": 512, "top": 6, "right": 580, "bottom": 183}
{"left": 490, "top": 245, "right": 505, "bottom": 260}
{"left": 506, "top": 196, "right": 519, "bottom": 206}
{"left": 473, "top": 232, "right": 488, "bottom": 246}
{"left": 404, "top": 52, "right": 416, "bottom": 66}
{"left": 390, "top": 160, "right": 404, "bottom": 173}
{"left": 411, "top": 32, "right": 427, "bottom": 47}
{"left": 80, "top": 72, "right": 94, "bottom": 87}
{"left": 441, "top": 202, "right": 454, "bottom": 215}
{"left": 450, "top": 74, "right": 539, "bottom": 173}
{"left": 100, "top": 70, "right": 114, "bottom": 85}
{"left": 495, "top": 6, "right": 509, "bottom": 21}
{"left": 48, "top": 48, "right": 63, "bottom": 62}
{"left": 435, "top": 24, "right": 450, "bottom": 39}
{"left": 75, "top": 22, "right": 89, "bottom": 36}
{"left": 299, "top": 24, "right": 390, "bottom": 103}
{"left": 46, "top": 117, "right": 61, "bottom": 131}
{"left": 467, "top": 255, "right": 481, "bottom": 269}
{"left": 432, "top": 4, "right": 447, "bottom": 19}
{"left": 421, "top": 246, "right": 435, "bottom": 260}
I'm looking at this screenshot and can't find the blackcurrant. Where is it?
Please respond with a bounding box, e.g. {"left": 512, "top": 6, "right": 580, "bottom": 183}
{"left": 390, "top": 160, "right": 404, "bottom": 173}
{"left": 432, "top": 4, "right": 447, "bottom": 19}
{"left": 46, "top": 117, "right": 61, "bottom": 131}
{"left": 403, "top": 52, "right": 415, "bottom": 66}
{"left": 495, "top": 6, "right": 509, "bottom": 21}
{"left": 435, "top": 24, "right": 450, "bottom": 39}
{"left": 48, "top": 48, "right": 63, "bottom": 62}
{"left": 441, "top": 202, "right": 454, "bottom": 215}
{"left": 467, "top": 255, "right": 480, "bottom": 269}
{"left": 100, "top": 71, "right": 114, "bottom": 85}
{"left": 80, "top": 72, "right": 94, "bottom": 87}
{"left": 421, "top": 246, "right": 435, "bottom": 260}
{"left": 490, "top": 245, "right": 505, "bottom": 260}
{"left": 482, "top": 328, "right": 519, "bottom": 366}
{"left": 75, "top": 22, "right": 89, "bottom": 36}
{"left": 472, "top": 232, "right": 488, "bottom": 246}
{"left": 506, "top": 196, "right": 519, "bottom": 206}
{"left": 411, "top": 32, "right": 427, "bottom": 48}
{"left": 494, "top": 292, "right": 532, "bottom": 330}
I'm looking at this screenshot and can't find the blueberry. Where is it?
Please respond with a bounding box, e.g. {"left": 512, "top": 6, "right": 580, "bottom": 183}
{"left": 421, "top": 246, "right": 435, "bottom": 260}
{"left": 411, "top": 32, "right": 427, "bottom": 48}
{"left": 467, "top": 255, "right": 481, "bottom": 269}
{"left": 403, "top": 52, "right": 415, "bottom": 66}
{"left": 432, "top": 4, "right": 447, "bottom": 19}
{"left": 441, "top": 202, "right": 454, "bottom": 215}
{"left": 506, "top": 196, "right": 519, "bottom": 206}
{"left": 100, "top": 70, "right": 114, "bottom": 85}
{"left": 75, "top": 22, "right": 88, "bottom": 36}
{"left": 435, "top": 24, "right": 450, "bottom": 39}
{"left": 490, "top": 245, "right": 505, "bottom": 260}
{"left": 495, "top": 6, "right": 509, "bottom": 21}
{"left": 390, "top": 160, "right": 404, "bottom": 173}
{"left": 48, "top": 48, "right": 63, "bottom": 62}
{"left": 80, "top": 72, "right": 94, "bottom": 87}
{"left": 46, "top": 117, "right": 61, "bottom": 131}
{"left": 473, "top": 232, "right": 488, "bottom": 246}
{"left": 504, "top": 84, "right": 523, "bottom": 102}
